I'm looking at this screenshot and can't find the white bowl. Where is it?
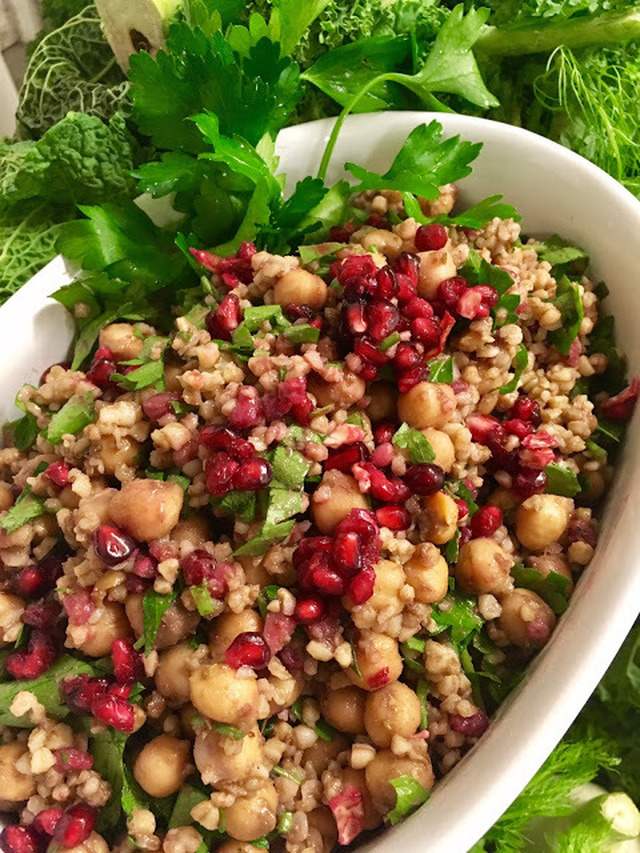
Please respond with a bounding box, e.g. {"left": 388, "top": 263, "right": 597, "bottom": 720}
{"left": 2, "top": 112, "right": 640, "bottom": 852}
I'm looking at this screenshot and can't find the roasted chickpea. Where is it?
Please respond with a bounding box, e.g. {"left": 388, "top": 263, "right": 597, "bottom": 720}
{"left": 365, "top": 750, "right": 434, "bottom": 813}
{"left": 156, "top": 642, "right": 196, "bottom": 704}
{"left": 99, "top": 323, "right": 144, "bottom": 362}
{"left": 360, "top": 229, "right": 403, "bottom": 260}
{"left": 133, "top": 734, "right": 191, "bottom": 798}
{"left": 208, "top": 609, "right": 263, "bottom": 661}
{"left": 62, "top": 832, "right": 109, "bottom": 853}
{"left": 455, "top": 538, "right": 514, "bottom": 595}
{"left": 307, "top": 371, "right": 366, "bottom": 410}
{"left": 347, "top": 631, "right": 403, "bottom": 691}
{"left": 126, "top": 593, "right": 198, "bottom": 650}
{"left": 492, "top": 588, "right": 556, "bottom": 649}
{"left": 194, "top": 727, "right": 263, "bottom": 785}
{"left": 0, "top": 483, "right": 14, "bottom": 512}
{"left": 223, "top": 782, "right": 278, "bottom": 842}
{"left": 421, "top": 491, "right": 458, "bottom": 544}
{"left": 367, "top": 383, "right": 397, "bottom": 422}
{"left": 307, "top": 807, "right": 338, "bottom": 853}
{"left": 98, "top": 434, "right": 140, "bottom": 476}
{"left": 516, "top": 495, "right": 573, "bottom": 551}
{"left": 346, "top": 558, "right": 404, "bottom": 614}
{"left": 190, "top": 663, "right": 259, "bottom": 729}
{"left": 312, "top": 470, "right": 368, "bottom": 534}
{"left": 170, "top": 515, "right": 212, "bottom": 546}
{"left": 110, "top": 479, "right": 183, "bottom": 542}
{"left": 417, "top": 250, "right": 457, "bottom": 299}
{"left": 72, "top": 601, "right": 131, "bottom": 657}
{"left": 397, "top": 381, "right": 456, "bottom": 430}
{"left": 421, "top": 428, "right": 455, "bottom": 473}
{"left": 342, "top": 767, "right": 382, "bottom": 830}
{"left": 0, "top": 592, "right": 25, "bottom": 645}
{"left": 320, "top": 686, "right": 366, "bottom": 734}
{"left": 302, "top": 734, "right": 350, "bottom": 774}
{"left": 273, "top": 269, "right": 328, "bottom": 311}
{"left": 364, "top": 682, "right": 421, "bottom": 747}
{"left": 529, "top": 553, "right": 574, "bottom": 593}
{"left": 0, "top": 742, "right": 37, "bottom": 801}
{"left": 404, "top": 543, "right": 448, "bottom": 604}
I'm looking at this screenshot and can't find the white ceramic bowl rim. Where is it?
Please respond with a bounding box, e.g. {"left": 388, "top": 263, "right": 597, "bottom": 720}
{"left": 1, "top": 112, "right": 640, "bottom": 853}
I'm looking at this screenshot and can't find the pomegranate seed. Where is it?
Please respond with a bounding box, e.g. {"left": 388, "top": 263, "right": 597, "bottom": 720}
{"left": 231, "top": 458, "right": 272, "bottom": 491}
{"left": 112, "top": 639, "right": 144, "bottom": 683}
{"left": 0, "top": 826, "right": 41, "bottom": 853}
{"left": 475, "top": 285, "right": 499, "bottom": 309}
{"left": 509, "top": 396, "right": 542, "bottom": 426}
{"left": 285, "top": 304, "right": 314, "bottom": 322}
{"left": 467, "top": 415, "right": 501, "bottom": 443}
{"left": 92, "top": 694, "right": 135, "bottom": 732}
{"left": 333, "top": 531, "right": 362, "bottom": 576}
{"left": 504, "top": 418, "right": 534, "bottom": 439}
{"left": 125, "top": 575, "right": 148, "bottom": 593}
{"left": 108, "top": 683, "right": 132, "bottom": 699}
{"left": 337, "top": 508, "right": 379, "bottom": 543}
{"left": 181, "top": 550, "right": 215, "bottom": 586}
{"left": 278, "top": 643, "right": 304, "bottom": 672}
{"left": 485, "top": 426, "right": 518, "bottom": 473}
{"left": 376, "top": 266, "right": 398, "bottom": 298}
{"left": 294, "top": 597, "right": 325, "bottom": 624}
{"left": 450, "top": 710, "right": 489, "bottom": 737}
{"left": 403, "top": 463, "right": 445, "bottom": 495}
{"left": 470, "top": 506, "right": 503, "bottom": 538}
{"left": 600, "top": 377, "right": 640, "bottom": 421}
{"left": 357, "top": 463, "right": 411, "bottom": 503}
{"left": 325, "top": 442, "right": 369, "bottom": 473}
{"left": 439, "top": 276, "right": 469, "bottom": 312}
{"left": 348, "top": 567, "right": 375, "bottom": 604}
{"left": 6, "top": 630, "right": 56, "bottom": 680}
{"left": 344, "top": 301, "right": 368, "bottom": 335}
{"left": 22, "top": 601, "right": 60, "bottom": 628}
{"left": 61, "top": 675, "right": 109, "bottom": 715}
{"left": 330, "top": 222, "right": 355, "bottom": 243}
{"left": 567, "top": 517, "right": 597, "bottom": 547}
{"left": 86, "top": 357, "right": 116, "bottom": 388}
{"left": 373, "top": 422, "right": 395, "bottom": 445}
{"left": 397, "top": 364, "right": 429, "bottom": 393}
{"left": 404, "top": 297, "right": 434, "bottom": 320}
{"left": 393, "top": 253, "right": 420, "bottom": 301}
{"left": 353, "top": 336, "right": 388, "bottom": 367}
{"left": 367, "top": 666, "right": 390, "bottom": 689}
{"left": 513, "top": 467, "right": 547, "bottom": 497}
{"left": 133, "top": 553, "right": 157, "bottom": 578}
{"left": 94, "top": 525, "right": 136, "bottom": 566}
{"left": 54, "top": 804, "right": 97, "bottom": 849}
{"left": 415, "top": 223, "right": 447, "bottom": 252}
{"left": 14, "top": 564, "right": 49, "bottom": 600}
{"left": 225, "top": 632, "right": 271, "bottom": 669}
{"left": 457, "top": 288, "right": 486, "bottom": 320}
{"left": 454, "top": 499, "right": 469, "bottom": 521}
{"left": 142, "top": 392, "right": 181, "bottom": 421}
{"left": 205, "top": 453, "right": 240, "bottom": 497}
{"left": 200, "top": 426, "right": 254, "bottom": 460}
{"left": 311, "top": 562, "right": 346, "bottom": 595}
{"left": 411, "top": 316, "right": 441, "bottom": 348}
{"left": 229, "top": 388, "right": 263, "bottom": 429}
{"left": 370, "top": 442, "right": 394, "bottom": 468}
{"left": 54, "top": 748, "right": 93, "bottom": 772}
{"left": 44, "top": 461, "right": 71, "bottom": 488}
{"left": 33, "top": 809, "right": 64, "bottom": 837}
{"left": 205, "top": 293, "right": 242, "bottom": 340}
{"left": 367, "top": 299, "right": 399, "bottom": 342}
{"left": 375, "top": 506, "right": 411, "bottom": 530}
{"left": 393, "top": 341, "right": 421, "bottom": 371}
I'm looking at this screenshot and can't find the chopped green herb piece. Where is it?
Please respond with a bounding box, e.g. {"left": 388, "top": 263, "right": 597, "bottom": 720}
{"left": 531, "top": 235, "right": 588, "bottom": 270}
{"left": 512, "top": 564, "right": 571, "bottom": 615}
{"left": 547, "top": 275, "right": 584, "bottom": 356}
{"left": 350, "top": 640, "right": 362, "bottom": 678}
{"left": 13, "top": 412, "right": 39, "bottom": 452}
{"left": 431, "top": 591, "right": 483, "bottom": 653}
{"left": 0, "top": 655, "right": 94, "bottom": 726}
{"left": 283, "top": 324, "right": 321, "bottom": 344}
{"left": 278, "top": 812, "right": 294, "bottom": 834}
{"left": 111, "top": 359, "right": 165, "bottom": 391}
{"left": 314, "top": 718, "right": 338, "bottom": 742}
{"left": 380, "top": 331, "right": 401, "bottom": 352}
{"left": 271, "top": 446, "right": 312, "bottom": 489}
{"left": 44, "top": 392, "right": 94, "bottom": 445}
{"left": 404, "top": 636, "right": 426, "bottom": 654}
{"left": 499, "top": 343, "right": 528, "bottom": 394}
{"left": 232, "top": 520, "right": 295, "bottom": 557}
{"left": 190, "top": 582, "right": 220, "bottom": 617}
{"left": 139, "top": 591, "right": 176, "bottom": 654}
{"left": 428, "top": 356, "right": 454, "bottom": 383}
{"left": 444, "top": 529, "right": 461, "bottom": 564}
{"left": 417, "top": 679, "right": 429, "bottom": 731}
{"left": 386, "top": 775, "right": 431, "bottom": 825}
{"left": 210, "top": 722, "right": 246, "bottom": 740}
{"left": 544, "top": 463, "right": 582, "bottom": 498}
{"left": 595, "top": 418, "right": 625, "bottom": 444}
{"left": 264, "top": 487, "right": 304, "bottom": 527}
{"left": 216, "top": 489, "right": 257, "bottom": 522}
{"left": 273, "top": 765, "right": 304, "bottom": 785}
{"left": 0, "top": 486, "right": 47, "bottom": 534}
{"left": 392, "top": 423, "right": 436, "bottom": 463}
{"left": 169, "top": 784, "right": 208, "bottom": 829}
{"left": 345, "top": 411, "right": 365, "bottom": 427}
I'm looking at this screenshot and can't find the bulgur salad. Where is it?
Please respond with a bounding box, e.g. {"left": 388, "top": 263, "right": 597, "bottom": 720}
{"left": 0, "top": 119, "right": 637, "bottom": 853}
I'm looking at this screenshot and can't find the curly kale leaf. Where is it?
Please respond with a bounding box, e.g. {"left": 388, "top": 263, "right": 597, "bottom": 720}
{"left": 17, "top": 5, "right": 129, "bottom": 139}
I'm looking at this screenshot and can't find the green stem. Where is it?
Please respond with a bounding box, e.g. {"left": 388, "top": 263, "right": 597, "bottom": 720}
{"left": 476, "top": 9, "right": 640, "bottom": 58}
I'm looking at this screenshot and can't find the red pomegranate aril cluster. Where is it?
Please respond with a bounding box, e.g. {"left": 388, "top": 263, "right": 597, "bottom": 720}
{"left": 94, "top": 525, "right": 136, "bottom": 566}
{"left": 44, "top": 461, "right": 71, "bottom": 488}
{"left": 112, "top": 639, "right": 144, "bottom": 683}
{"left": 190, "top": 241, "right": 256, "bottom": 286}
{"left": 53, "top": 748, "right": 93, "bottom": 772}
{"left": 61, "top": 675, "right": 135, "bottom": 732}
{"left": 53, "top": 804, "right": 97, "bottom": 849}
{"left": 513, "top": 467, "right": 547, "bottom": 498}
{"left": 85, "top": 347, "right": 117, "bottom": 389}
{"left": 373, "top": 422, "right": 395, "bottom": 446}
{"left": 262, "top": 376, "right": 314, "bottom": 426}
{"left": 470, "top": 506, "right": 503, "bottom": 538}
{"left": 294, "top": 596, "right": 325, "bottom": 624}
{"left": 32, "top": 809, "right": 64, "bottom": 838}
{"left": 415, "top": 223, "right": 448, "bottom": 252}
{"left": 6, "top": 630, "right": 57, "bottom": 680}
{"left": 202, "top": 426, "right": 272, "bottom": 497}
{"left": 142, "top": 392, "right": 181, "bottom": 422}
{"left": 225, "top": 631, "right": 271, "bottom": 669}
{"left": 509, "top": 395, "right": 542, "bottom": 426}
{"left": 439, "top": 277, "right": 498, "bottom": 321}
{"left": 13, "top": 556, "right": 62, "bottom": 600}
{"left": 325, "top": 442, "right": 369, "bottom": 473}
{"left": 205, "top": 292, "right": 242, "bottom": 340}
{"left": 355, "top": 462, "right": 411, "bottom": 503}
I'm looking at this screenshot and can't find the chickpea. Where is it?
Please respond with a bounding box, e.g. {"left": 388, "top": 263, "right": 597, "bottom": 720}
{"left": 98, "top": 435, "right": 140, "bottom": 476}
{"left": 404, "top": 543, "right": 448, "bottom": 604}
{"left": 417, "top": 250, "right": 457, "bottom": 299}
{"left": 345, "top": 558, "right": 404, "bottom": 615}
{"left": 421, "top": 491, "right": 458, "bottom": 545}
{"left": 267, "top": 672, "right": 303, "bottom": 715}
{"left": 365, "top": 750, "right": 434, "bottom": 813}
{"left": 578, "top": 469, "right": 606, "bottom": 504}
{"left": 0, "top": 483, "right": 14, "bottom": 512}
{"left": 320, "top": 686, "right": 366, "bottom": 734}
{"left": 190, "top": 663, "right": 259, "bottom": 729}
{"left": 397, "top": 381, "right": 456, "bottom": 430}
{"left": 194, "top": 727, "right": 263, "bottom": 785}
{"left": 237, "top": 556, "right": 272, "bottom": 587}
{"left": 421, "top": 428, "right": 455, "bottom": 473}
{"left": 209, "top": 610, "right": 263, "bottom": 661}
{"left": 156, "top": 642, "right": 196, "bottom": 704}
{"left": 307, "top": 807, "right": 338, "bottom": 853}
{"left": 302, "top": 734, "right": 350, "bottom": 774}
{"left": 126, "top": 593, "right": 199, "bottom": 650}
{"left": 492, "top": 589, "right": 556, "bottom": 649}
{"left": 110, "top": 479, "right": 184, "bottom": 542}
{"left": 366, "top": 383, "right": 397, "bottom": 422}
{"left": 217, "top": 843, "right": 263, "bottom": 853}
{"left": 62, "top": 833, "right": 109, "bottom": 853}
{"left": 312, "top": 470, "right": 368, "bottom": 534}
{"left": 488, "top": 486, "right": 520, "bottom": 513}
{"left": 456, "top": 538, "right": 514, "bottom": 595}
{"left": 515, "top": 495, "right": 573, "bottom": 551}
{"left": 179, "top": 703, "right": 200, "bottom": 739}
{"left": 273, "top": 269, "right": 328, "bottom": 312}
{"left": 0, "top": 742, "right": 37, "bottom": 801}
{"left": 170, "top": 515, "right": 211, "bottom": 546}
{"left": 99, "top": 323, "right": 144, "bottom": 361}
{"left": 133, "top": 734, "right": 191, "bottom": 798}
{"left": 342, "top": 767, "right": 381, "bottom": 830}
{"left": 364, "top": 682, "right": 421, "bottom": 747}
{"left": 223, "top": 781, "right": 278, "bottom": 842}
{"left": 0, "top": 592, "right": 24, "bottom": 646}
{"left": 307, "top": 371, "right": 366, "bottom": 410}
{"left": 73, "top": 601, "right": 131, "bottom": 657}
{"left": 360, "top": 229, "right": 403, "bottom": 260}
{"left": 529, "top": 553, "right": 574, "bottom": 593}
{"left": 347, "top": 631, "right": 403, "bottom": 691}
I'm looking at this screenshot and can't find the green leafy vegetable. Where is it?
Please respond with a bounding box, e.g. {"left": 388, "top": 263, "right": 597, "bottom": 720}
{"left": 544, "top": 462, "right": 582, "bottom": 497}
{"left": 190, "top": 582, "right": 220, "bottom": 617}
{"left": 392, "top": 423, "right": 436, "bottom": 463}
{"left": 512, "top": 564, "right": 571, "bottom": 615}
{"left": 0, "top": 656, "right": 94, "bottom": 726}
{"left": 0, "top": 486, "right": 48, "bottom": 534}
{"left": 547, "top": 275, "right": 584, "bottom": 356}
{"left": 215, "top": 490, "right": 257, "bottom": 522}
{"left": 232, "top": 519, "right": 295, "bottom": 556}
{"left": 90, "top": 729, "right": 128, "bottom": 832}
{"left": 44, "top": 392, "right": 95, "bottom": 444}
{"left": 169, "top": 783, "right": 208, "bottom": 829}
{"left": 530, "top": 234, "right": 588, "bottom": 270}
{"left": 12, "top": 412, "right": 39, "bottom": 452}
{"left": 499, "top": 343, "right": 529, "bottom": 394}
{"left": 428, "top": 356, "right": 454, "bottom": 384}
{"left": 431, "top": 591, "right": 484, "bottom": 652}
{"left": 139, "top": 590, "right": 176, "bottom": 653}
{"left": 386, "top": 775, "right": 431, "bottom": 825}
{"left": 270, "top": 446, "right": 311, "bottom": 488}
{"left": 283, "top": 324, "right": 321, "bottom": 344}
{"left": 111, "top": 360, "right": 165, "bottom": 391}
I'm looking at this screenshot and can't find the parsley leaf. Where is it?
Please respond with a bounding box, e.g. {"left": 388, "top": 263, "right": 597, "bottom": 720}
{"left": 392, "top": 423, "right": 436, "bottom": 463}
{"left": 386, "top": 775, "right": 431, "bottom": 825}
{"left": 0, "top": 486, "right": 48, "bottom": 534}
{"left": 44, "top": 392, "right": 95, "bottom": 445}
{"left": 12, "top": 412, "right": 39, "bottom": 452}
{"left": 431, "top": 591, "right": 483, "bottom": 653}
{"left": 111, "top": 360, "right": 165, "bottom": 392}
{"left": 512, "top": 565, "right": 571, "bottom": 615}
{"left": 499, "top": 343, "right": 528, "bottom": 394}
{"left": 531, "top": 234, "right": 588, "bottom": 273}
{"left": 0, "top": 656, "right": 94, "bottom": 726}
{"left": 214, "top": 490, "right": 257, "bottom": 522}
{"left": 190, "top": 582, "right": 220, "bottom": 617}
{"left": 548, "top": 275, "right": 584, "bottom": 356}
{"left": 428, "top": 356, "right": 454, "bottom": 383}
{"left": 544, "top": 463, "right": 582, "bottom": 498}
{"left": 270, "top": 446, "right": 311, "bottom": 488}
{"left": 138, "top": 591, "right": 177, "bottom": 654}
{"left": 232, "top": 520, "right": 295, "bottom": 556}
{"left": 283, "top": 324, "right": 321, "bottom": 344}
